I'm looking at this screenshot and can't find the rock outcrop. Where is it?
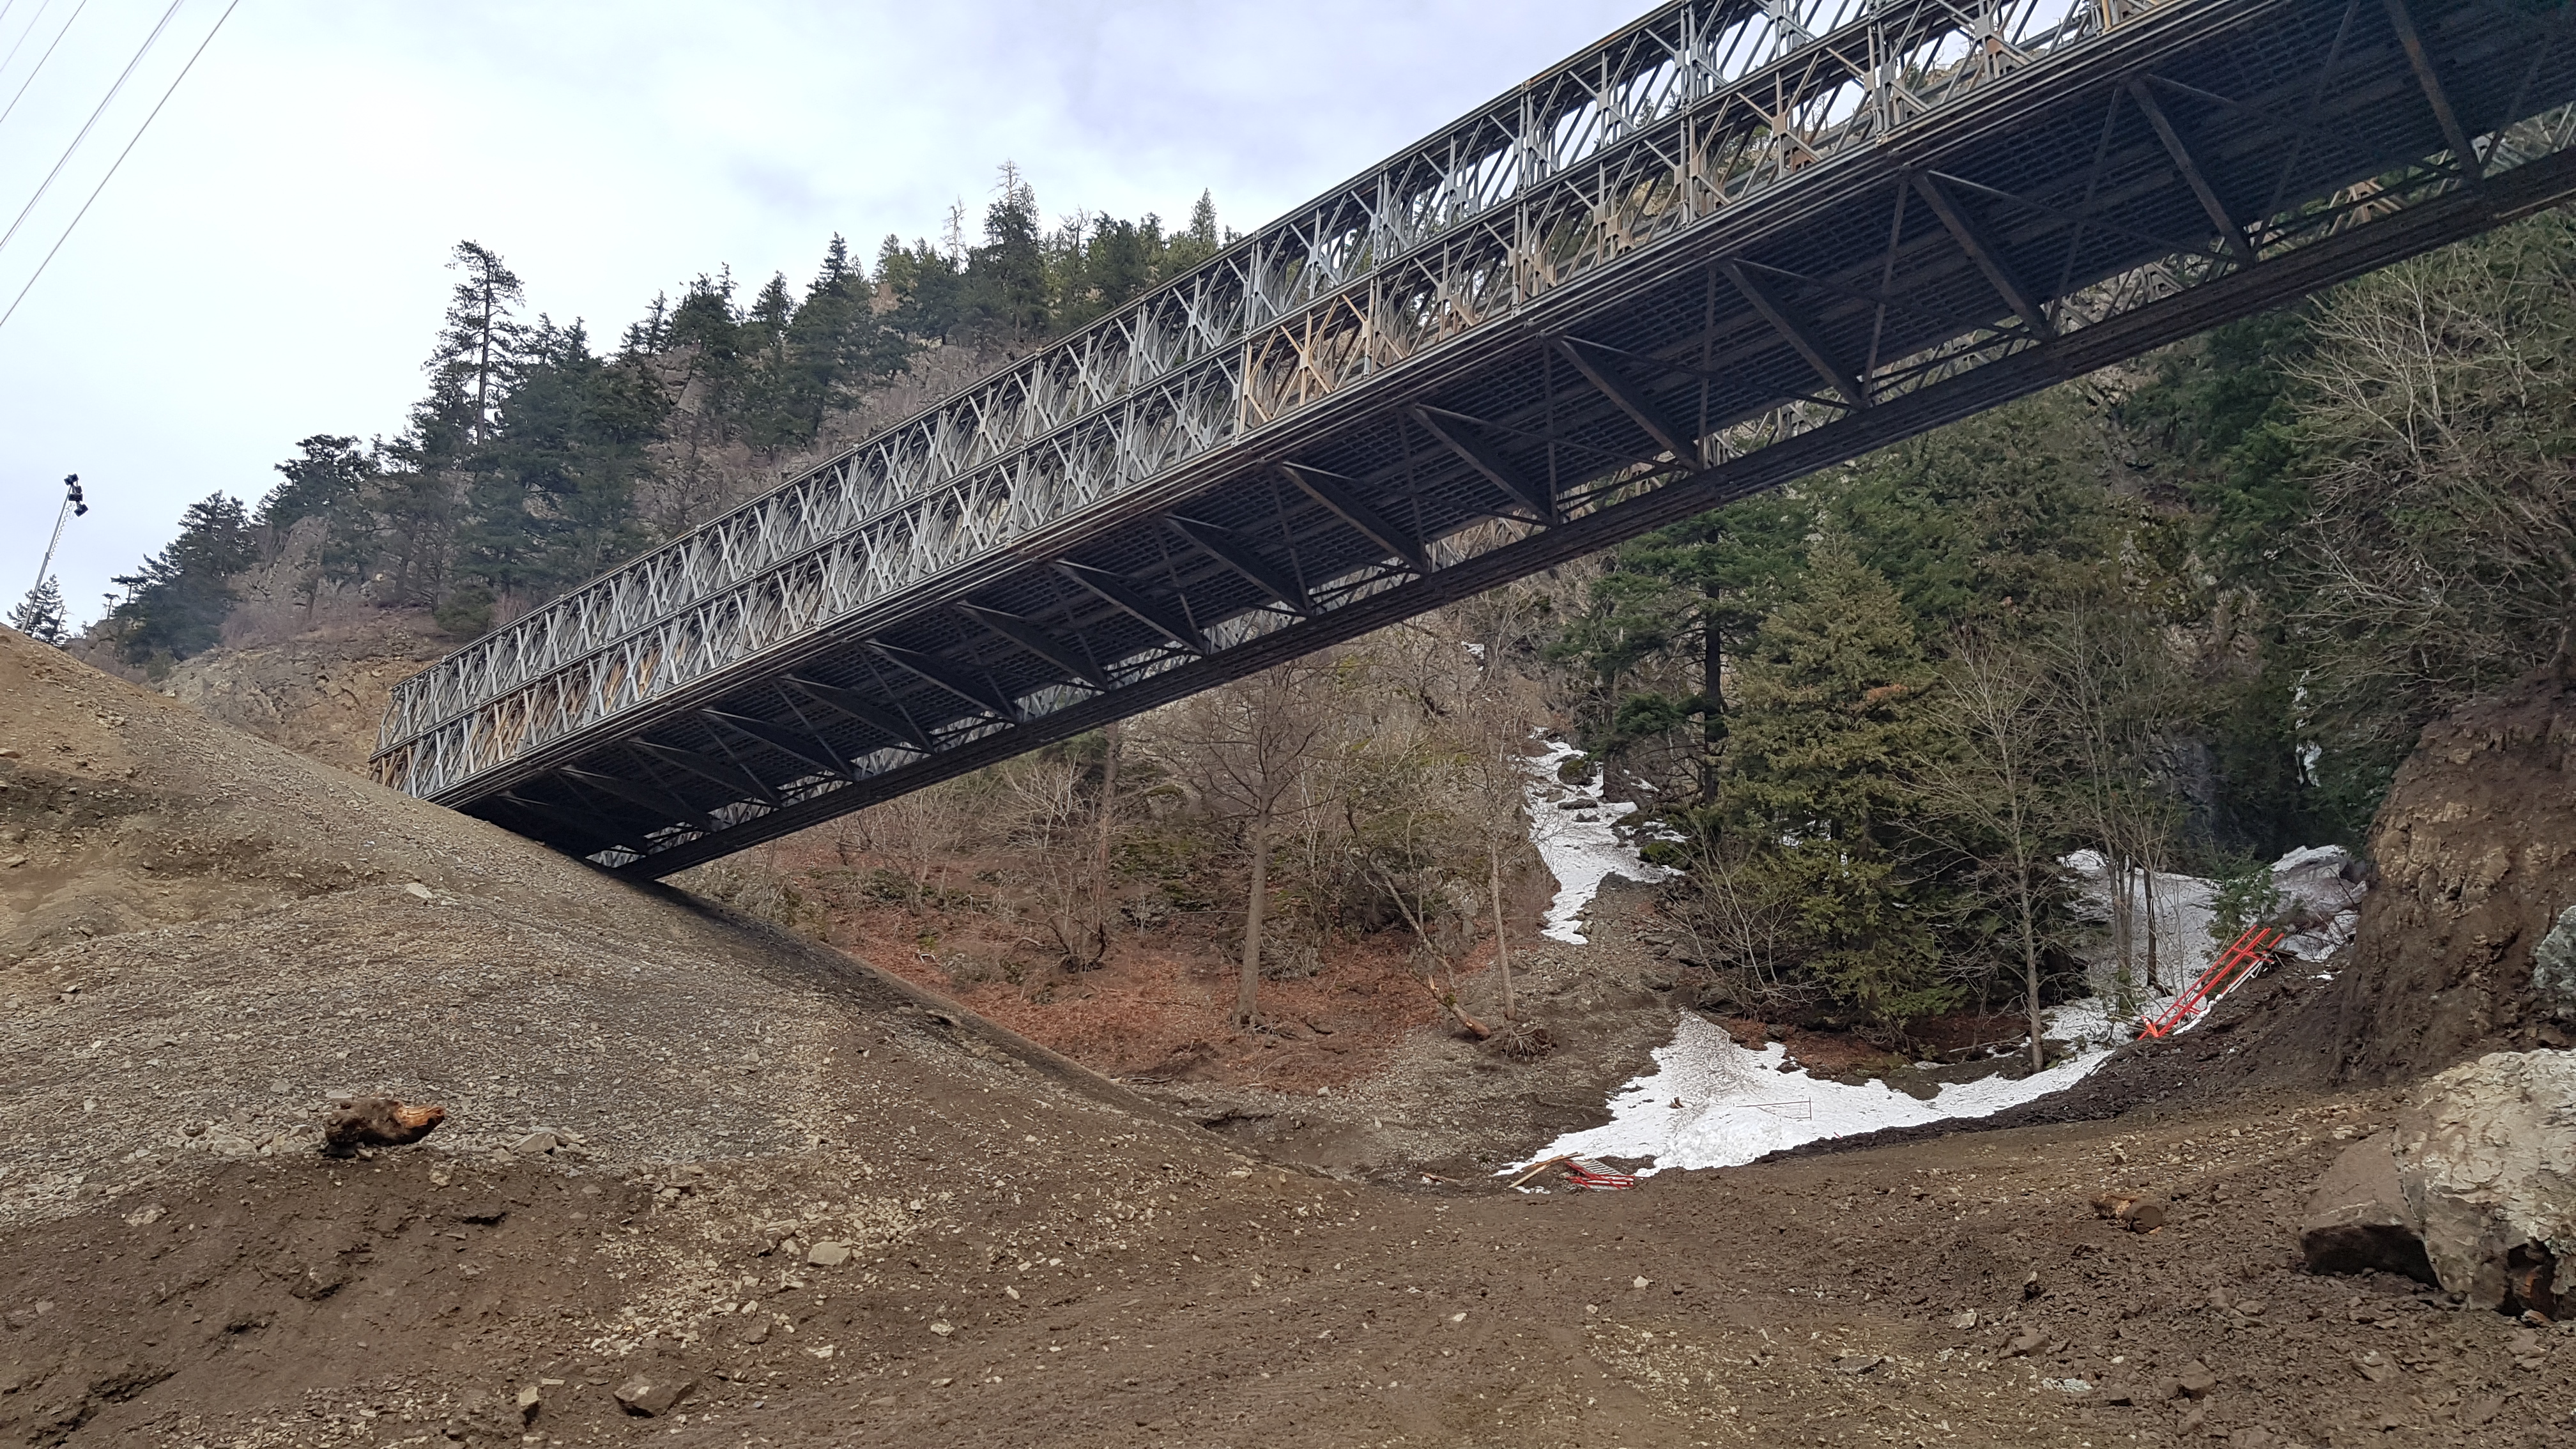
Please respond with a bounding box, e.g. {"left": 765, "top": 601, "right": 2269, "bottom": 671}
{"left": 2329, "top": 663, "right": 2576, "bottom": 1082}
{"left": 154, "top": 625, "right": 447, "bottom": 776}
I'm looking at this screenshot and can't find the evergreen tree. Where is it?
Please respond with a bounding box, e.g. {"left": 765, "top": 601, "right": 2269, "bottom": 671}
{"left": 1721, "top": 539, "right": 1949, "bottom": 1027}
{"left": 258, "top": 434, "right": 383, "bottom": 609}
{"left": 880, "top": 234, "right": 964, "bottom": 342}
{"left": 108, "top": 493, "right": 255, "bottom": 666}
{"left": 427, "top": 241, "right": 528, "bottom": 456}
{"left": 454, "top": 317, "right": 664, "bottom": 614}
{"left": 966, "top": 169, "right": 1050, "bottom": 342}
{"left": 1166, "top": 189, "right": 1223, "bottom": 271}
{"left": 257, "top": 434, "right": 372, "bottom": 533}
{"left": 7, "top": 575, "right": 67, "bottom": 645}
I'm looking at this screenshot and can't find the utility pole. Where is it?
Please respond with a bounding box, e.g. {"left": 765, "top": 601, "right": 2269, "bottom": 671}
{"left": 30, "top": 473, "right": 85, "bottom": 595}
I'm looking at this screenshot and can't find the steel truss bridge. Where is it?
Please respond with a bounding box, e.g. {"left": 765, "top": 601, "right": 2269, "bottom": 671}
{"left": 373, "top": 0, "right": 2576, "bottom": 878}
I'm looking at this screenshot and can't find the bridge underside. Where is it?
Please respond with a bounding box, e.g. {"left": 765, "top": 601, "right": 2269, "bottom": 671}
{"left": 377, "top": 0, "right": 2576, "bottom": 877}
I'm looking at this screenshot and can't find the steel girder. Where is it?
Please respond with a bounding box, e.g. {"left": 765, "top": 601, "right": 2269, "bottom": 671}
{"left": 370, "top": 0, "right": 2576, "bottom": 877}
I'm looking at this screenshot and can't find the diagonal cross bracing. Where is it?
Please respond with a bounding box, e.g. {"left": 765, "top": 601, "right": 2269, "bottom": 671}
{"left": 371, "top": 0, "right": 2576, "bottom": 877}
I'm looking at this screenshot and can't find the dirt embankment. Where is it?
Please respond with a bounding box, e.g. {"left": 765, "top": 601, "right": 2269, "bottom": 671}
{"left": 2325, "top": 663, "right": 2576, "bottom": 1075}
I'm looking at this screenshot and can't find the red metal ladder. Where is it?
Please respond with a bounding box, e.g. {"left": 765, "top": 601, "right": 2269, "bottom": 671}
{"left": 2138, "top": 923, "right": 2286, "bottom": 1039}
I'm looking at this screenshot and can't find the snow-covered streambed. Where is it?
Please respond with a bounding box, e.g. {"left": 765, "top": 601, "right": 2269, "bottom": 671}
{"left": 1521, "top": 739, "right": 1670, "bottom": 944}
{"left": 1509, "top": 753, "right": 2369, "bottom": 1175}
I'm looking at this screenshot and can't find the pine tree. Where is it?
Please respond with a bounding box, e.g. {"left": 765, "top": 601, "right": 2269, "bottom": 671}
{"left": 967, "top": 168, "right": 1050, "bottom": 342}
{"left": 1723, "top": 539, "right": 1949, "bottom": 1027}
{"left": 1167, "top": 189, "right": 1223, "bottom": 270}
{"left": 428, "top": 241, "right": 529, "bottom": 454}
{"left": 7, "top": 575, "right": 67, "bottom": 645}
{"left": 108, "top": 493, "right": 256, "bottom": 666}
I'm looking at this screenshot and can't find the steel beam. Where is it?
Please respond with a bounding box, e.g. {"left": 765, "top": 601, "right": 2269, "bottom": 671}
{"left": 2382, "top": 0, "right": 2484, "bottom": 176}
{"left": 1276, "top": 463, "right": 1430, "bottom": 574}
{"left": 2128, "top": 77, "right": 2260, "bottom": 266}
{"left": 956, "top": 603, "right": 1111, "bottom": 687}
{"left": 786, "top": 675, "right": 935, "bottom": 754}
{"left": 561, "top": 767, "right": 717, "bottom": 833}
{"left": 1055, "top": 562, "right": 1206, "bottom": 652}
{"left": 868, "top": 644, "right": 1020, "bottom": 721}
{"left": 1911, "top": 172, "right": 2055, "bottom": 338}
{"left": 1410, "top": 406, "right": 1556, "bottom": 521}
{"left": 1714, "top": 265, "right": 1870, "bottom": 409}
{"left": 631, "top": 739, "right": 775, "bottom": 804}
{"left": 703, "top": 709, "right": 851, "bottom": 778}
{"left": 1165, "top": 517, "right": 1315, "bottom": 617}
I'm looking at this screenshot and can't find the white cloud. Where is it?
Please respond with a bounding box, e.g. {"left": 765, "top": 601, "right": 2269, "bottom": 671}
{"left": 0, "top": 0, "right": 1644, "bottom": 627}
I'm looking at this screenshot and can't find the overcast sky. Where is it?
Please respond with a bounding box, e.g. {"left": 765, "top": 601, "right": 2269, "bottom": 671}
{"left": 0, "top": 0, "right": 1650, "bottom": 629}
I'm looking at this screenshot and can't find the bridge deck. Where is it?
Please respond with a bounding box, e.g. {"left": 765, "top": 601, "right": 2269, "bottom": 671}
{"left": 369, "top": 0, "right": 2576, "bottom": 876}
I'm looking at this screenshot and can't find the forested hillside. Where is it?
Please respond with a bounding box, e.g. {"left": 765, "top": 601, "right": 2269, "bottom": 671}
{"left": 56, "top": 172, "right": 2576, "bottom": 1052}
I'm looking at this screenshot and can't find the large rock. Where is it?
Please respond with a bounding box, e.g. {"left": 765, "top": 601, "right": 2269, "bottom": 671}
{"left": 2299, "top": 1134, "right": 2435, "bottom": 1283}
{"left": 613, "top": 1368, "right": 696, "bottom": 1417}
{"left": 2388, "top": 1049, "right": 2575, "bottom": 1316}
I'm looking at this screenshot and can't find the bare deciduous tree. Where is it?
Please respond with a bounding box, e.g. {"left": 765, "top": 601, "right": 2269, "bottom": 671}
{"left": 1915, "top": 634, "right": 2066, "bottom": 1071}
{"left": 2292, "top": 217, "right": 2576, "bottom": 749}
{"left": 1151, "top": 660, "right": 1337, "bottom": 1027}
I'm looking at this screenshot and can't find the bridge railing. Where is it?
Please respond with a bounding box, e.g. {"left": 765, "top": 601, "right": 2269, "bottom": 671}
{"left": 374, "top": 0, "right": 2136, "bottom": 791}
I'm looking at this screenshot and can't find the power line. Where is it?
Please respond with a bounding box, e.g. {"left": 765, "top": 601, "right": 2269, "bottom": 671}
{"left": 0, "top": 0, "right": 180, "bottom": 259}
{"left": 0, "top": 0, "right": 50, "bottom": 78}
{"left": 0, "top": 0, "right": 82, "bottom": 135}
{"left": 0, "top": 0, "right": 236, "bottom": 334}
{"left": 0, "top": 1, "right": 43, "bottom": 75}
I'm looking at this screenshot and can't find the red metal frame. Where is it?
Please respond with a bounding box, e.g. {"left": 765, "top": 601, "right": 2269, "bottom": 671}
{"left": 2138, "top": 924, "right": 2286, "bottom": 1039}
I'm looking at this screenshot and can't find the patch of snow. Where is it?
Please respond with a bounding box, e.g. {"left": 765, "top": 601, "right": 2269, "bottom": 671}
{"left": 1506, "top": 1013, "right": 2115, "bottom": 1176}
{"left": 1522, "top": 739, "right": 1669, "bottom": 944}
{"left": 1511, "top": 842, "right": 2370, "bottom": 1176}
{"left": 2062, "top": 845, "right": 2366, "bottom": 1039}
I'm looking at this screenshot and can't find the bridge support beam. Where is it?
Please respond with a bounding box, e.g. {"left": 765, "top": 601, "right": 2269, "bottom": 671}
{"left": 1277, "top": 463, "right": 1430, "bottom": 575}
{"left": 632, "top": 739, "right": 775, "bottom": 804}
{"left": 2382, "top": 0, "right": 2483, "bottom": 178}
{"left": 957, "top": 603, "right": 1111, "bottom": 689}
{"left": 786, "top": 675, "right": 935, "bottom": 755}
{"left": 869, "top": 644, "right": 1021, "bottom": 722}
{"left": 1715, "top": 265, "right": 1871, "bottom": 410}
{"left": 1165, "top": 516, "right": 1314, "bottom": 617}
{"left": 2128, "top": 79, "right": 2258, "bottom": 265}
{"left": 1056, "top": 562, "right": 1207, "bottom": 652}
{"left": 1410, "top": 406, "right": 1555, "bottom": 522}
{"left": 1913, "top": 172, "right": 2055, "bottom": 339}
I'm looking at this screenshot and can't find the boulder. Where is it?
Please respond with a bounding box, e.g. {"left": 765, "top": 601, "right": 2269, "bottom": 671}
{"left": 2299, "top": 1135, "right": 2435, "bottom": 1283}
{"left": 321, "top": 1096, "right": 445, "bottom": 1154}
{"left": 2388, "top": 1049, "right": 2575, "bottom": 1316}
{"left": 613, "top": 1369, "right": 696, "bottom": 1417}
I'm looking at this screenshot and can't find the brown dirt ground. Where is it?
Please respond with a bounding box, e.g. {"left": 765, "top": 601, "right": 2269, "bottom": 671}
{"left": 6, "top": 627, "right": 2572, "bottom": 1447}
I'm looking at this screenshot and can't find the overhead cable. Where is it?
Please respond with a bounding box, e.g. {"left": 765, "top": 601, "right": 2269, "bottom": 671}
{"left": 0, "top": 0, "right": 237, "bottom": 334}
{"left": 0, "top": 1, "right": 44, "bottom": 75}
{"left": 0, "top": 0, "right": 181, "bottom": 260}
{"left": 0, "top": 0, "right": 82, "bottom": 135}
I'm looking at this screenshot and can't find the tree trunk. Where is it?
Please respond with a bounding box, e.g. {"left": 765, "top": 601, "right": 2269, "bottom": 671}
{"left": 1490, "top": 843, "right": 1514, "bottom": 1021}
{"left": 2111, "top": 850, "right": 2133, "bottom": 990}
{"left": 1701, "top": 588, "right": 1726, "bottom": 803}
{"left": 2142, "top": 861, "right": 2161, "bottom": 992}
{"left": 2021, "top": 903, "right": 2046, "bottom": 1073}
{"left": 1092, "top": 720, "right": 1121, "bottom": 960}
{"left": 1237, "top": 808, "right": 1269, "bottom": 1026}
